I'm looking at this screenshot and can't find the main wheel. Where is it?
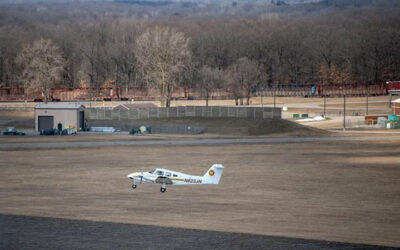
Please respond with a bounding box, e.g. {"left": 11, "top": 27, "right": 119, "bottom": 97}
{"left": 132, "top": 184, "right": 137, "bottom": 189}
{"left": 160, "top": 187, "right": 166, "bottom": 193}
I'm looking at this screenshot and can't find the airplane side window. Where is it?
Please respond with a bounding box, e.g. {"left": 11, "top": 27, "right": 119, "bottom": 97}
{"left": 165, "top": 172, "right": 171, "bottom": 177}
{"left": 156, "top": 171, "right": 164, "bottom": 176}
{"left": 173, "top": 174, "right": 178, "bottom": 177}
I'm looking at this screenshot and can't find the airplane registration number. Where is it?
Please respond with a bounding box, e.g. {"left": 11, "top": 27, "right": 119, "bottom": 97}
{"left": 184, "top": 178, "right": 202, "bottom": 184}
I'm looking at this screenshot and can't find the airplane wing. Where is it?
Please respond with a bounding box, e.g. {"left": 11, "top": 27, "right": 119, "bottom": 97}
{"left": 128, "top": 172, "right": 156, "bottom": 183}
{"left": 155, "top": 176, "right": 173, "bottom": 184}
{"left": 155, "top": 176, "right": 185, "bottom": 185}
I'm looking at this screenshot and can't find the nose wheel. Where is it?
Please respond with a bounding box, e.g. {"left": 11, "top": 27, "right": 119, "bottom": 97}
{"left": 132, "top": 184, "right": 137, "bottom": 189}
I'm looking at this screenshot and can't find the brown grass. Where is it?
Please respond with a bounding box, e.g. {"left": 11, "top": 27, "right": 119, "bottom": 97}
{"left": 88, "top": 117, "right": 328, "bottom": 136}
{"left": 0, "top": 110, "right": 34, "bottom": 129}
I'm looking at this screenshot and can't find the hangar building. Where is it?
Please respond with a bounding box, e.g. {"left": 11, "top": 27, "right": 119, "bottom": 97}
{"left": 35, "top": 103, "right": 85, "bottom": 131}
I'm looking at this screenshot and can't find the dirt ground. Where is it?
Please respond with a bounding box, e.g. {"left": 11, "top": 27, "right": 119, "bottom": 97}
{"left": 1, "top": 138, "right": 400, "bottom": 247}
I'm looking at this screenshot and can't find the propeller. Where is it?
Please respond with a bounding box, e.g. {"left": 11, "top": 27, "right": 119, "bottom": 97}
{"left": 140, "top": 172, "right": 143, "bottom": 183}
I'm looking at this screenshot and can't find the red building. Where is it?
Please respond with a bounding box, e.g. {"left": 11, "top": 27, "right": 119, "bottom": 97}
{"left": 392, "top": 99, "right": 400, "bottom": 115}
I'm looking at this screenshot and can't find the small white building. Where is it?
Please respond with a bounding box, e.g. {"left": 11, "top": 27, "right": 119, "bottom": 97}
{"left": 35, "top": 103, "right": 85, "bottom": 131}
{"left": 113, "top": 103, "right": 158, "bottom": 110}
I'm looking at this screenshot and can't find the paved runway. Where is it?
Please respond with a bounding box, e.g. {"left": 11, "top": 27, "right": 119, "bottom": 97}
{"left": 0, "top": 214, "right": 393, "bottom": 250}
{"left": 1, "top": 135, "right": 400, "bottom": 149}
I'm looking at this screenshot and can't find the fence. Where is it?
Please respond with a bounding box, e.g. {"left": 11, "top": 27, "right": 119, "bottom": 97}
{"left": 85, "top": 106, "right": 282, "bottom": 120}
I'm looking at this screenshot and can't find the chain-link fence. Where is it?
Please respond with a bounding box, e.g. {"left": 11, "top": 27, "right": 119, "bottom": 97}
{"left": 85, "top": 106, "right": 282, "bottom": 121}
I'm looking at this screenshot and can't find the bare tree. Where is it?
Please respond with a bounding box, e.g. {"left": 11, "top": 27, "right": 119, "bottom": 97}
{"left": 1, "top": 2, "right": 400, "bottom": 99}
{"left": 135, "top": 26, "right": 191, "bottom": 107}
{"left": 223, "top": 67, "right": 241, "bottom": 106}
{"left": 319, "top": 63, "right": 351, "bottom": 86}
{"left": 197, "top": 66, "right": 222, "bottom": 106}
{"left": 16, "top": 38, "right": 66, "bottom": 101}
{"left": 229, "top": 57, "right": 260, "bottom": 105}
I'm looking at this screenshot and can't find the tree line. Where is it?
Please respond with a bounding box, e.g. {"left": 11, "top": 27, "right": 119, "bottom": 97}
{"left": 0, "top": 1, "right": 399, "bottom": 106}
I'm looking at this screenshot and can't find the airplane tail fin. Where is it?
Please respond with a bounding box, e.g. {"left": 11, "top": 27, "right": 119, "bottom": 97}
{"left": 202, "top": 164, "right": 224, "bottom": 184}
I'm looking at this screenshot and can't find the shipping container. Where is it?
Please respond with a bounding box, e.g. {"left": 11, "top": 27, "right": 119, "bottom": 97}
{"left": 386, "top": 81, "right": 400, "bottom": 92}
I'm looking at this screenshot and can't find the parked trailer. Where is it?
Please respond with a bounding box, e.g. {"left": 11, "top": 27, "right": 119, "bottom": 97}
{"left": 0, "top": 82, "right": 390, "bottom": 101}
{"left": 387, "top": 81, "right": 400, "bottom": 107}
{"left": 261, "top": 83, "right": 386, "bottom": 97}
{"left": 387, "top": 81, "right": 400, "bottom": 92}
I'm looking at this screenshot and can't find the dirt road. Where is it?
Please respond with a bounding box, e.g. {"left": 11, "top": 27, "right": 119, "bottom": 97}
{"left": 1, "top": 135, "right": 400, "bottom": 149}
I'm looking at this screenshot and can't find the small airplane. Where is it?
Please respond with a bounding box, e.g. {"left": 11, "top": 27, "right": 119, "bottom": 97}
{"left": 127, "top": 164, "right": 224, "bottom": 193}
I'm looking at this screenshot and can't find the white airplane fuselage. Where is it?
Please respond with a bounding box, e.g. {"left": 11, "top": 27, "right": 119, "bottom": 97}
{"left": 127, "top": 164, "right": 224, "bottom": 192}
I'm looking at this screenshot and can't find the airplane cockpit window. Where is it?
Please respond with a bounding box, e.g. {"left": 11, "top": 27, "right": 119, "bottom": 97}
{"left": 148, "top": 169, "right": 155, "bottom": 174}
{"left": 165, "top": 172, "right": 171, "bottom": 177}
{"left": 155, "top": 170, "right": 164, "bottom": 176}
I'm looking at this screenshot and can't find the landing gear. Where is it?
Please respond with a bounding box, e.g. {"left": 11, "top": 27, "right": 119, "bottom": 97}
{"left": 132, "top": 184, "right": 137, "bottom": 189}
{"left": 160, "top": 183, "right": 166, "bottom": 193}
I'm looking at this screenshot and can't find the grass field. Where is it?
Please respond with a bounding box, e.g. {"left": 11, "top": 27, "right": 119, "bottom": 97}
{"left": 1, "top": 138, "right": 399, "bottom": 247}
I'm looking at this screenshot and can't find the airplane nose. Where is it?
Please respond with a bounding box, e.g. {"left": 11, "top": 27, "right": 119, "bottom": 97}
{"left": 127, "top": 172, "right": 139, "bottom": 179}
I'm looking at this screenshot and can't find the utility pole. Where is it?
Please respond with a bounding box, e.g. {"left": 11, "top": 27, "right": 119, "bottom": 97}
{"left": 366, "top": 83, "right": 369, "bottom": 115}
{"left": 273, "top": 84, "right": 276, "bottom": 108}
{"left": 343, "top": 94, "right": 346, "bottom": 131}
{"left": 323, "top": 93, "right": 326, "bottom": 118}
